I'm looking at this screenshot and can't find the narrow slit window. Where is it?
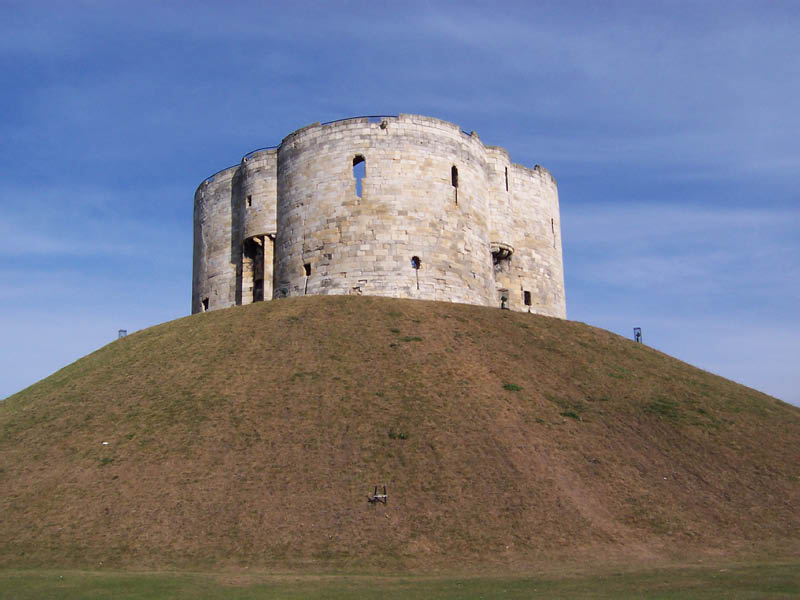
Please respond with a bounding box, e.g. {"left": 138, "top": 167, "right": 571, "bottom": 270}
{"left": 201, "top": 297, "right": 209, "bottom": 312}
{"left": 247, "top": 194, "right": 252, "bottom": 207}
{"left": 353, "top": 155, "right": 365, "bottom": 198}
{"left": 303, "top": 263, "right": 311, "bottom": 276}
{"left": 524, "top": 291, "right": 532, "bottom": 306}
{"left": 451, "top": 166, "right": 459, "bottom": 204}
{"left": 504, "top": 167, "right": 509, "bottom": 191}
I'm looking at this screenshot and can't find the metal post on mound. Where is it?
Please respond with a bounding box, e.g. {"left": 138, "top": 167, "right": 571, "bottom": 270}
{"left": 367, "top": 485, "right": 387, "bottom": 505}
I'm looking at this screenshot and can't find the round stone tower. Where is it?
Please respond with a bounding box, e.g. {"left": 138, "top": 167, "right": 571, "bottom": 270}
{"left": 192, "top": 114, "right": 566, "bottom": 318}
{"left": 275, "top": 115, "right": 495, "bottom": 305}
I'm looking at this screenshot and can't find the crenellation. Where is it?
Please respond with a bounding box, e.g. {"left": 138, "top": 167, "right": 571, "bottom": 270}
{"left": 192, "top": 114, "right": 566, "bottom": 317}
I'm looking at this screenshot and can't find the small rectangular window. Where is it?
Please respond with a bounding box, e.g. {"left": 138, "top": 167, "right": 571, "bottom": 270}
{"left": 303, "top": 263, "right": 311, "bottom": 276}
{"left": 247, "top": 195, "right": 252, "bottom": 207}
{"left": 505, "top": 167, "right": 509, "bottom": 191}
{"left": 523, "top": 291, "right": 531, "bottom": 306}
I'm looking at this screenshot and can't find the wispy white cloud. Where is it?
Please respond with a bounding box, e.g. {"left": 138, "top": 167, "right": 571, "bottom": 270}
{"left": 565, "top": 204, "right": 800, "bottom": 245}
{"left": 414, "top": 4, "right": 800, "bottom": 179}
{"left": 0, "top": 184, "right": 188, "bottom": 260}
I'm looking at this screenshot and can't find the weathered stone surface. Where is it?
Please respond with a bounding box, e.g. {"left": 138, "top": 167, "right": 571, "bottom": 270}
{"left": 192, "top": 114, "right": 566, "bottom": 317}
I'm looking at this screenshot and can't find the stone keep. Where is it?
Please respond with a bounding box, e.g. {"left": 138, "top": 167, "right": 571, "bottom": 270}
{"left": 192, "top": 114, "right": 566, "bottom": 317}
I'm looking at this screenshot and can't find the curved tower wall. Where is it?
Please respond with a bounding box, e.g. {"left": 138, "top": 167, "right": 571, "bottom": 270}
{"left": 192, "top": 166, "right": 238, "bottom": 313}
{"left": 241, "top": 150, "right": 278, "bottom": 241}
{"left": 238, "top": 150, "right": 278, "bottom": 304}
{"left": 486, "top": 146, "right": 514, "bottom": 248}
{"left": 485, "top": 146, "right": 515, "bottom": 307}
{"left": 275, "top": 115, "right": 495, "bottom": 305}
{"left": 498, "top": 164, "right": 565, "bottom": 316}
{"left": 192, "top": 114, "right": 566, "bottom": 318}
{"left": 192, "top": 152, "right": 278, "bottom": 312}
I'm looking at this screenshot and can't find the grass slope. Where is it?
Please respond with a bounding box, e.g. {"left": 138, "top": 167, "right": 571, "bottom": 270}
{"left": 1, "top": 296, "right": 798, "bottom": 571}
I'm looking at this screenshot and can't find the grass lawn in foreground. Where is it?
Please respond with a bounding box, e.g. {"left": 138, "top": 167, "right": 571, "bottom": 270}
{"left": 1, "top": 562, "right": 798, "bottom": 599}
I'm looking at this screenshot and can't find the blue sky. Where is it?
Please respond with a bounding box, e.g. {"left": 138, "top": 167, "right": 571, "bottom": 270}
{"left": 1, "top": 1, "right": 798, "bottom": 405}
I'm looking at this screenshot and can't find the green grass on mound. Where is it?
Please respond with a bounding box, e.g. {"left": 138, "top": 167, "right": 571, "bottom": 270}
{"left": 1, "top": 296, "right": 798, "bottom": 572}
{"left": 1, "top": 562, "right": 798, "bottom": 599}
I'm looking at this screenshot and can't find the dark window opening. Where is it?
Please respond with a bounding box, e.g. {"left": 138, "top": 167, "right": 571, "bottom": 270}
{"left": 451, "top": 165, "right": 458, "bottom": 188}
{"left": 353, "top": 155, "right": 365, "bottom": 198}
{"left": 505, "top": 167, "right": 509, "bottom": 191}
{"left": 201, "top": 297, "right": 209, "bottom": 312}
{"left": 524, "top": 291, "right": 532, "bottom": 306}
{"left": 247, "top": 195, "right": 252, "bottom": 207}
{"left": 253, "top": 279, "right": 264, "bottom": 302}
{"left": 303, "top": 263, "right": 311, "bottom": 276}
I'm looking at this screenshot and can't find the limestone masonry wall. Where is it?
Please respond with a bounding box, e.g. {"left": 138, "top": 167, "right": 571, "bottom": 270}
{"left": 192, "top": 114, "right": 566, "bottom": 317}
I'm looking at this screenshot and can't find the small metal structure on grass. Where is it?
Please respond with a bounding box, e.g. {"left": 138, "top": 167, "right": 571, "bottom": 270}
{"left": 367, "top": 485, "right": 387, "bottom": 505}
{"left": 634, "top": 327, "right": 642, "bottom": 343}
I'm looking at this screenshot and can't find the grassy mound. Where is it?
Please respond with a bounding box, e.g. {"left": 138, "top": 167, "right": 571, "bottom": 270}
{"left": 1, "top": 296, "right": 798, "bottom": 571}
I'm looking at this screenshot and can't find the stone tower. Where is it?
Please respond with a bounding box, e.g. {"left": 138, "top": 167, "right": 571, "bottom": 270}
{"left": 192, "top": 114, "right": 566, "bottom": 317}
